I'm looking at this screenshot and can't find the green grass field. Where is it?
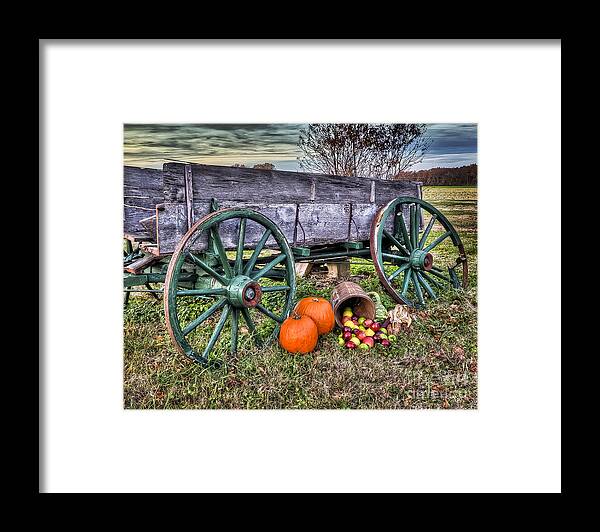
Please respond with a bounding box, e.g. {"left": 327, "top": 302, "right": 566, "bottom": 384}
{"left": 124, "top": 186, "right": 477, "bottom": 409}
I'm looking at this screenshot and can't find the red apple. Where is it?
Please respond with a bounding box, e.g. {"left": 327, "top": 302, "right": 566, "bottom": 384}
{"left": 345, "top": 341, "right": 357, "bottom": 349}
{"left": 381, "top": 339, "right": 391, "bottom": 348}
{"left": 371, "top": 322, "right": 381, "bottom": 332}
{"left": 342, "top": 331, "right": 352, "bottom": 341}
{"left": 362, "top": 337, "right": 375, "bottom": 348}
{"left": 363, "top": 319, "right": 373, "bottom": 328}
{"left": 357, "top": 331, "right": 367, "bottom": 341}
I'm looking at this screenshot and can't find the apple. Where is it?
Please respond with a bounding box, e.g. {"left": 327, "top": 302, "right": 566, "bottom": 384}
{"left": 342, "top": 331, "right": 352, "bottom": 341}
{"left": 362, "top": 337, "right": 375, "bottom": 348}
{"left": 371, "top": 322, "right": 381, "bottom": 332}
{"left": 381, "top": 339, "right": 391, "bottom": 348}
{"left": 358, "top": 316, "right": 366, "bottom": 325}
{"left": 352, "top": 328, "right": 361, "bottom": 335}
{"left": 363, "top": 319, "right": 373, "bottom": 328}
{"left": 357, "top": 331, "right": 367, "bottom": 341}
{"left": 364, "top": 328, "right": 375, "bottom": 337}
{"left": 358, "top": 343, "right": 369, "bottom": 350}
{"left": 345, "top": 341, "right": 356, "bottom": 349}
{"left": 358, "top": 325, "right": 366, "bottom": 331}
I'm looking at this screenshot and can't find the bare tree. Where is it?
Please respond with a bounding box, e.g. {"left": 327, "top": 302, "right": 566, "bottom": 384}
{"left": 298, "top": 124, "right": 431, "bottom": 179}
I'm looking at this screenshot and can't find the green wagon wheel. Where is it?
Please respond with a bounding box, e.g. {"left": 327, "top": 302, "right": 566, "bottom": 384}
{"left": 164, "top": 208, "right": 297, "bottom": 366}
{"left": 370, "top": 196, "right": 468, "bottom": 308}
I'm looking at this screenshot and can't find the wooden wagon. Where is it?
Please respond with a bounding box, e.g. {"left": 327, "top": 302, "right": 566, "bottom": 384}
{"left": 124, "top": 163, "right": 468, "bottom": 366}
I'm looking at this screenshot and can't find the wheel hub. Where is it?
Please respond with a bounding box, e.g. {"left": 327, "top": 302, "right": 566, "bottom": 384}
{"left": 227, "top": 275, "right": 262, "bottom": 308}
{"left": 409, "top": 249, "right": 434, "bottom": 271}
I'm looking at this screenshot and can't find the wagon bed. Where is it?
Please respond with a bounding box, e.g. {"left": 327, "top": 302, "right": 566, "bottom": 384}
{"left": 124, "top": 162, "right": 422, "bottom": 255}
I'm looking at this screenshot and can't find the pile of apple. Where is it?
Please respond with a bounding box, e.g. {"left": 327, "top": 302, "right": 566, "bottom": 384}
{"left": 337, "top": 307, "right": 396, "bottom": 350}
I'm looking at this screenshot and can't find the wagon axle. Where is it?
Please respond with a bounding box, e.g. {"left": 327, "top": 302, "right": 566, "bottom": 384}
{"left": 409, "top": 249, "right": 434, "bottom": 271}
{"left": 227, "top": 276, "right": 262, "bottom": 308}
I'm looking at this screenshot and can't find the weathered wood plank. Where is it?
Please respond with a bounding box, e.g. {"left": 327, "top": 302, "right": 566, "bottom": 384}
{"left": 124, "top": 253, "right": 163, "bottom": 274}
{"left": 296, "top": 203, "right": 349, "bottom": 246}
{"left": 163, "top": 163, "right": 186, "bottom": 203}
{"left": 163, "top": 163, "right": 421, "bottom": 207}
{"left": 156, "top": 203, "right": 188, "bottom": 255}
{"left": 157, "top": 200, "right": 397, "bottom": 254}
{"left": 139, "top": 214, "right": 158, "bottom": 243}
{"left": 124, "top": 166, "right": 164, "bottom": 234}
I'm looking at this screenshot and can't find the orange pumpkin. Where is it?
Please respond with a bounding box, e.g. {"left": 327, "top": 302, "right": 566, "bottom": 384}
{"left": 279, "top": 313, "right": 318, "bottom": 354}
{"left": 294, "top": 296, "right": 335, "bottom": 335}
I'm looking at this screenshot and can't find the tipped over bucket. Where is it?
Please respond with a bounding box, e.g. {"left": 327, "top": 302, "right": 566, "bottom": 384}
{"left": 330, "top": 281, "right": 376, "bottom": 328}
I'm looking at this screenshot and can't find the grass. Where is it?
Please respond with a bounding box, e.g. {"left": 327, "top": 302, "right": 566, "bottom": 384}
{"left": 124, "top": 186, "right": 477, "bottom": 409}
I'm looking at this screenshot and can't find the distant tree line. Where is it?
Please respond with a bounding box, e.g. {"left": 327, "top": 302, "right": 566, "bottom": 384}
{"left": 394, "top": 164, "right": 477, "bottom": 186}
{"left": 232, "top": 162, "right": 275, "bottom": 170}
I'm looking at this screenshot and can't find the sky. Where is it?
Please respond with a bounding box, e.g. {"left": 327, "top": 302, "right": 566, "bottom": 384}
{"left": 123, "top": 123, "right": 477, "bottom": 172}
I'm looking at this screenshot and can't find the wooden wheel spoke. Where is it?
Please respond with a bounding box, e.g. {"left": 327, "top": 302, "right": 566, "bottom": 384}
{"left": 423, "top": 230, "right": 452, "bottom": 253}
{"left": 412, "top": 270, "right": 425, "bottom": 305}
{"left": 428, "top": 267, "right": 452, "bottom": 284}
{"left": 240, "top": 307, "right": 262, "bottom": 347}
{"left": 234, "top": 218, "right": 247, "bottom": 275}
{"left": 421, "top": 271, "right": 443, "bottom": 290}
{"left": 187, "top": 252, "right": 229, "bottom": 286}
{"left": 397, "top": 212, "right": 413, "bottom": 252}
{"left": 388, "top": 263, "right": 410, "bottom": 283}
{"left": 401, "top": 269, "right": 412, "bottom": 296}
{"left": 410, "top": 204, "right": 419, "bottom": 250}
{"left": 381, "top": 252, "right": 410, "bottom": 263}
{"left": 251, "top": 253, "right": 286, "bottom": 281}
{"left": 418, "top": 214, "right": 437, "bottom": 249}
{"left": 243, "top": 228, "right": 272, "bottom": 276}
{"left": 383, "top": 230, "right": 410, "bottom": 256}
{"left": 255, "top": 303, "right": 284, "bottom": 323}
{"left": 176, "top": 288, "right": 228, "bottom": 297}
{"left": 182, "top": 297, "right": 227, "bottom": 336}
{"left": 230, "top": 308, "right": 239, "bottom": 354}
{"left": 210, "top": 226, "right": 233, "bottom": 278}
{"left": 261, "top": 285, "right": 291, "bottom": 293}
{"left": 416, "top": 272, "right": 436, "bottom": 300}
{"left": 201, "top": 304, "right": 231, "bottom": 359}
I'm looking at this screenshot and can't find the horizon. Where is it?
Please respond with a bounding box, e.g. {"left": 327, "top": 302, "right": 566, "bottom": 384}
{"left": 124, "top": 123, "right": 477, "bottom": 172}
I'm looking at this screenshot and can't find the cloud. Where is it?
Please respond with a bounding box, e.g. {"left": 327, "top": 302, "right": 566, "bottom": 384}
{"left": 124, "top": 123, "right": 476, "bottom": 170}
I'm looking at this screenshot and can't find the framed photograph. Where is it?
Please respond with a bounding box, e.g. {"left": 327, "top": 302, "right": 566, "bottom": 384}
{"left": 41, "top": 40, "right": 561, "bottom": 493}
{"left": 123, "top": 123, "right": 478, "bottom": 410}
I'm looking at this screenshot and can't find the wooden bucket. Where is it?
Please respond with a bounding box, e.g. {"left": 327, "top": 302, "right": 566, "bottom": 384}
{"left": 330, "top": 281, "right": 376, "bottom": 328}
